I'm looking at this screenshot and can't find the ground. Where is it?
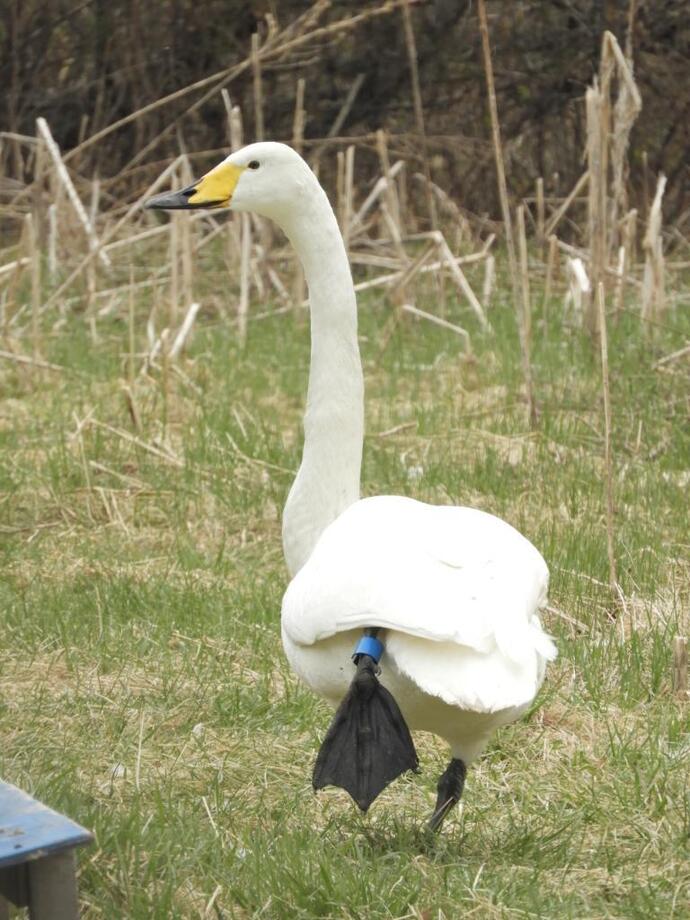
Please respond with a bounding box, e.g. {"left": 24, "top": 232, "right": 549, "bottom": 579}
{"left": 1, "top": 266, "right": 688, "bottom": 918}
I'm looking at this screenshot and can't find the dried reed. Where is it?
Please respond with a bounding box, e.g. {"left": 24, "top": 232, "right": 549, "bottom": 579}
{"left": 597, "top": 282, "right": 618, "bottom": 596}
{"left": 641, "top": 174, "right": 667, "bottom": 325}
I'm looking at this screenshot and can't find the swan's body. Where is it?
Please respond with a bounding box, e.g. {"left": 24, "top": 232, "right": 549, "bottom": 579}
{"left": 283, "top": 495, "right": 552, "bottom": 765}
{"left": 148, "top": 141, "right": 556, "bottom": 823}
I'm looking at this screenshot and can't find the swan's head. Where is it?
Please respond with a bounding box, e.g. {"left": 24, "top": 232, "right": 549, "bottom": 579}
{"left": 145, "top": 142, "right": 315, "bottom": 224}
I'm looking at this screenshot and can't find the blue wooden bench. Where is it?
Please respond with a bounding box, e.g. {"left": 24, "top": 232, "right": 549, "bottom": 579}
{"left": 0, "top": 781, "right": 92, "bottom": 919}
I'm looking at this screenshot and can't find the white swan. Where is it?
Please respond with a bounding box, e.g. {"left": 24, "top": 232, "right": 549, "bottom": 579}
{"left": 147, "top": 142, "right": 556, "bottom": 830}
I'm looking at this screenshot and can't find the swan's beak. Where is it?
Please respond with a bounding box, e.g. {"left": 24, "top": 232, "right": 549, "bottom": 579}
{"left": 145, "top": 161, "right": 245, "bottom": 210}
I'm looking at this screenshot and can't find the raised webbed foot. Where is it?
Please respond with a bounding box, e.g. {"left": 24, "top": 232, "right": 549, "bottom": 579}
{"left": 313, "top": 642, "right": 418, "bottom": 812}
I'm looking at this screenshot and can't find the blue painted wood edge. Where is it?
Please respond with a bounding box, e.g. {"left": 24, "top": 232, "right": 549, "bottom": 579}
{"left": 0, "top": 780, "right": 93, "bottom": 868}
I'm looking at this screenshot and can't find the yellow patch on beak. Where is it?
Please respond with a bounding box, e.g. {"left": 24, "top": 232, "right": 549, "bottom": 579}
{"left": 187, "top": 162, "right": 246, "bottom": 207}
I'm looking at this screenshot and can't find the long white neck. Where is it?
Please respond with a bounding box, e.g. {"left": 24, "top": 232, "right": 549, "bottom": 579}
{"left": 279, "top": 179, "right": 364, "bottom": 577}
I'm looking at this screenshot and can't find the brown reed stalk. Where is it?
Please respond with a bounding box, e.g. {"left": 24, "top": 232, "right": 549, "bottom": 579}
{"left": 180, "top": 157, "right": 194, "bottom": 308}
{"left": 25, "top": 213, "right": 41, "bottom": 357}
{"left": 597, "top": 281, "right": 618, "bottom": 594}
{"left": 375, "top": 130, "right": 400, "bottom": 226}
{"left": 0, "top": 349, "right": 66, "bottom": 373}
{"left": 613, "top": 244, "right": 626, "bottom": 322}
{"left": 614, "top": 208, "right": 637, "bottom": 321}
{"left": 230, "top": 104, "right": 243, "bottom": 153}
{"left": 292, "top": 78, "right": 306, "bottom": 154}
{"left": 251, "top": 32, "right": 264, "bottom": 141}
{"left": 169, "top": 171, "right": 180, "bottom": 328}
{"left": 543, "top": 171, "right": 589, "bottom": 238}
{"left": 403, "top": 304, "right": 470, "bottom": 352}
{"left": 170, "top": 301, "right": 201, "bottom": 360}
{"left": 517, "top": 205, "right": 536, "bottom": 427}
{"left": 86, "top": 177, "right": 100, "bottom": 339}
{"left": 128, "top": 265, "right": 135, "bottom": 386}
{"left": 477, "top": 0, "right": 519, "bottom": 307}
{"left": 86, "top": 257, "right": 97, "bottom": 342}
{"left": 238, "top": 213, "right": 251, "bottom": 346}
{"left": 482, "top": 254, "right": 495, "bottom": 311}
{"left": 401, "top": 0, "right": 436, "bottom": 229}
{"left": 350, "top": 160, "right": 404, "bottom": 233}
{"left": 586, "top": 79, "right": 607, "bottom": 336}
{"left": 336, "top": 149, "right": 345, "bottom": 231}
{"left": 2, "top": 247, "right": 26, "bottom": 332}
{"left": 543, "top": 234, "right": 558, "bottom": 329}
{"left": 435, "top": 232, "right": 489, "bottom": 330}
{"left": 343, "top": 145, "right": 355, "bottom": 253}
{"left": 47, "top": 203, "right": 58, "bottom": 281}
{"left": 607, "top": 32, "right": 641, "bottom": 250}
{"left": 672, "top": 637, "right": 688, "bottom": 698}
{"left": 536, "top": 177, "right": 545, "bottom": 251}
{"left": 642, "top": 175, "right": 666, "bottom": 326}
{"left": 220, "top": 89, "right": 234, "bottom": 147}
{"left": 32, "top": 136, "right": 47, "bottom": 247}
{"left": 160, "top": 328, "right": 170, "bottom": 434}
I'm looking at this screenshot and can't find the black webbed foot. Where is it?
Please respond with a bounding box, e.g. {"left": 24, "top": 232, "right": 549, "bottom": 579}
{"left": 312, "top": 653, "right": 419, "bottom": 812}
{"left": 428, "top": 758, "right": 466, "bottom": 832}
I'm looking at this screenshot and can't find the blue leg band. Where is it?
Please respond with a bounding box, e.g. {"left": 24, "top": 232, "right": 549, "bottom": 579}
{"left": 352, "top": 635, "right": 384, "bottom": 663}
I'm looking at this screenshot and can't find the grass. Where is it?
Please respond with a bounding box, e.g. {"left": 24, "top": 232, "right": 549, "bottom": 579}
{"left": 1, "top": 261, "right": 689, "bottom": 918}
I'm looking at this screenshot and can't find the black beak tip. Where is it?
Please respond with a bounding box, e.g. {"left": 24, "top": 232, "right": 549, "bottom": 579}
{"left": 144, "top": 188, "right": 195, "bottom": 211}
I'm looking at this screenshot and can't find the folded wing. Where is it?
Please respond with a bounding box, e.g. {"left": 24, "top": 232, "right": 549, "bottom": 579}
{"left": 281, "top": 496, "right": 556, "bottom": 712}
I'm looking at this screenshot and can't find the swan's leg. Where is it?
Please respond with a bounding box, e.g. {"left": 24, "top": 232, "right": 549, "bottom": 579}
{"left": 427, "top": 758, "right": 466, "bottom": 832}
{"left": 312, "top": 630, "right": 418, "bottom": 812}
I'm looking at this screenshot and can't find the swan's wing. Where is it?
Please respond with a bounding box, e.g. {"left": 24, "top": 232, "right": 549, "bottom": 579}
{"left": 282, "top": 496, "right": 554, "bottom": 666}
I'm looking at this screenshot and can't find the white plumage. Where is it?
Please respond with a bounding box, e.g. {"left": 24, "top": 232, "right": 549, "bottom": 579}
{"left": 282, "top": 495, "right": 555, "bottom": 764}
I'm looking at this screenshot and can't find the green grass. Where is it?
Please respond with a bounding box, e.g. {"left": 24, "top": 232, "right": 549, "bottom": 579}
{"left": 1, "top": 264, "right": 689, "bottom": 918}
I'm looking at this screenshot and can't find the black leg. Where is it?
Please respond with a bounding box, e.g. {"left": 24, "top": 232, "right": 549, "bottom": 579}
{"left": 313, "top": 652, "right": 418, "bottom": 812}
{"left": 428, "top": 758, "right": 466, "bottom": 832}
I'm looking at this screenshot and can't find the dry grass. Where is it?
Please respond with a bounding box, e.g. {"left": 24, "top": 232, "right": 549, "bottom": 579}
{"left": 1, "top": 258, "right": 689, "bottom": 916}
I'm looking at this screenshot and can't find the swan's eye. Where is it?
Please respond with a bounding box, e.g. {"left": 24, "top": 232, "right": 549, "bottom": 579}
{"left": 248, "top": 160, "right": 261, "bottom": 170}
